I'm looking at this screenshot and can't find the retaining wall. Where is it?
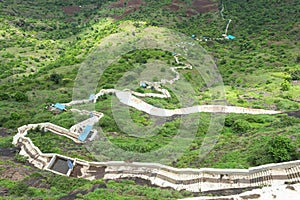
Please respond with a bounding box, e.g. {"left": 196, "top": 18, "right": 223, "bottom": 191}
{"left": 13, "top": 123, "right": 300, "bottom": 192}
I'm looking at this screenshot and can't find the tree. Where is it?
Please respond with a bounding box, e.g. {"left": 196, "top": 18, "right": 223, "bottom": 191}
{"left": 291, "top": 69, "right": 300, "bottom": 80}
{"left": 0, "top": 92, "right": 10, "bottom": 100}
{"left": 232, "top": 119, "right": 251, "bottom": 134}
{"left": 50, "top": 73, "right": 62, "bottom": 84}
{"left": 268, "top": 135, "right": 297, "bottom": 163}
{"left": 9, "top": 182, "right": 34, "bottom": 196}
{"left": 249, "top": 135, "right": 298, "bottom": 166}
{"left": 10, "top": 112, "right": 21, "bottom": 120}
{"left": 14, "top": 91, "right": 28, "bottom": 102}
{"left": 280, "top": 80, "right": 290, "bottom": 91}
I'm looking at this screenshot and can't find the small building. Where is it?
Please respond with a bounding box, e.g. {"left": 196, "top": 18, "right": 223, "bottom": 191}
{"left": 192, "top": 34, "right": 196, "bottom": 39}
{"left": 54, "top": 103, "right": 66, "bottom": 111}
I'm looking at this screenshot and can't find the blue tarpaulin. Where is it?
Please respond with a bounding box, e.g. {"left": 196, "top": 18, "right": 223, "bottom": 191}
{"left": 67, "top": 159, "right": 73, "bottom": 169}
{"left": 78, "top": 125, "right": 93, "bottom": 142}
{"left": 89, "top": 94, "right": 95, "bottom": 101}
{"left": 227, "top": 35, "right": 236, "bottom": 40}
{"left": 140, "top": 82, "right": 147, "bottom": 88}
{"left": 54, "top": 103, "right": 65, "bottom": 111}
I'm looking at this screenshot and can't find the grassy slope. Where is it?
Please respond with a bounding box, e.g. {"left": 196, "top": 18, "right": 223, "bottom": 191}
{"left": 0, "top": 0, "right": 300, "bottom": 199}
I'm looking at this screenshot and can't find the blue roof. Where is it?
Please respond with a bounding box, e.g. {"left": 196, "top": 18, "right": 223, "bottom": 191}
{"left": 54, "top": 103, "right": 65, "bottom": 111}
{"left": 227, "top": 35, "right": 236, "bottom": 39}
{"left": 67, "top": 160, "right": 73, "bottom": 169}
{"left": 140, "top": 82, "right": 147, "bottom": 88}
{"left": 89, "top": 94, "right": 95, "bottom": 101}
{"left": 78, "top": 125, "right": 93, "bottom": 142}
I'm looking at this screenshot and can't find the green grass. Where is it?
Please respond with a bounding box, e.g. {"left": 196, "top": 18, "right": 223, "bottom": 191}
{"left": 176, "top": 114, "right": 300, "bottom": 169}
{"left": 0, "top": 0, "right": 299, "bottom": 198}
{"left": 27, "top": 129, "right": 95, "bottom": 161}
{"left": 0, "top": 174, "right": 192, "bottom": 200}
{"left": 0, "top": 136, "right": 14, "bottom": 148}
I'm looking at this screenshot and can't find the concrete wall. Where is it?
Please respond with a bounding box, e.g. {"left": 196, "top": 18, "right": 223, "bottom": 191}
{"left": 13, "top": 123, "right": 300, "bottom": 192}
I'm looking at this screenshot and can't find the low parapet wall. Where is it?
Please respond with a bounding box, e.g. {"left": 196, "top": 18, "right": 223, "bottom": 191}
{"left": 13, "top": 123, "right": 300, "bottom": 192}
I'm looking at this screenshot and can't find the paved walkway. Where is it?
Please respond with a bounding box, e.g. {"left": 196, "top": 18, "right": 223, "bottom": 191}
{"left": 116, "top": 91, "right": 280, "bottom": 116}
{"left": 89, "top": 55, "right": 280, "bottom": 116}
{"left": 11, "top": 54, "right": 286, "bottom": 194}
{"left": 12, "top": 124, "right": 300, "bottom": 193}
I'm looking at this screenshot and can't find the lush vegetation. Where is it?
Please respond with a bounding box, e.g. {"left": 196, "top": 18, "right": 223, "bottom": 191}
{"left": 27, "top": 129, "right": 96, "bottom": 161}
{"left": 0, "top": 0, "right": 299, "bottom": 199}
{"left": 0, "top": 172, "right": 192, "bottom": 199}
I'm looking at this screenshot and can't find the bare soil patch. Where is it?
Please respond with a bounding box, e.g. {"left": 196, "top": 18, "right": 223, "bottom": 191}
{"left": 292, "top": 80, "right": 300, "bottom": 85}
{"left": 173, "top": 0, "right": 185, "bottom": 4}
{"left": 127, "top": 0, "right": 142, "bottom": 7}
{"left": 0, "top": 148, "right": 17, "bottom": 157}
{"left": 62, "top": 6, "right": 81, "bottom": 15}
{"left": 0, "top": 128, "right": 10, "bottom": 137}
{"left": 88, "top": 166, "right": 106, "bottom": 179}
{"left": 106, "top": 0, "right": 144, "bottom": 19}
{"left": 59, "top": 183, "right": 106, "bottom": 200}
{"left": 186, "top": 9, "right": 198, "bottom": 17}
{"left": 164, "top": 0, "right": 186, "bottom": 12}
{"left": 107, "top": 0, "right": 143, "bottom": 9}
{"left": 186, "top": 0, "right": 218, "bottom": 16}
{"left": 0, "top": 187, "right": 9, "bottom": 197}
{"left": 0, "top": 163, "right": 32, "bottom": 181}
{"left": 165, "top": 4, "right": 181, "bottom": 11}
{"left": 23, "top": 176, "right": 50, "bottom": 189}
{"left": 70, "top": 164, "right": 83, "bottom": 177}
{"left": 107, "top": 0, "right": 125, "bottom": 8}
{"left": 287, "top": 110, "right": 300, "bottom": 118}
{"left": 192, "top": 0, "right": 218, "bottom": 13}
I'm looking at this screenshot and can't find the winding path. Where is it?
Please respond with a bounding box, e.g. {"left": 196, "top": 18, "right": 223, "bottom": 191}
{"left": 13, "top": 123, "right": 300, "bottom": 193}
{"left": 12, "top": 55, "right": 289, "bottom": 194}
{"left": 194, "top": 2, "right": 233, "bottom": 42}
{"left": 65, "top": 55, "right": 280, "bottom": 116}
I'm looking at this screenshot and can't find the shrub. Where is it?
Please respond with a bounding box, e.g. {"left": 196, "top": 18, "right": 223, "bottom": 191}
{"left": 14, "top": 154, "right": 28, "bottom": 163}
{"left": 274, "top": 115, "right": 300, "bottom": 128}
{"left": 249, "top": 135, "right": 298, "bottom": 166}
{"left": 0, "top": 92, "right": 10, "bottom": 100}
{"left": 232, "top": 119, "right": 251, "bottom": 134}
{"left": 9, "top": 182, "right": 34, "bottom": 196}
{"left": 291, "top": 69, "right": 300, "bottom": 80}
{"left": 46, "top": 175, "right": 89, "bottom": 193}
{"left": 50, "top": 73, "right": 63, "bottom": 84}
{"left": 280, "top": 80, "right": 290, "bottom": 91}
{"left": 0, "top": 136, "right": 13, "bottom": 148}
{"left": 268, "top": 135, "right": 297, "bottom": 163}
{"left": 14, "top": 91, "right": 28, "bottom": 102}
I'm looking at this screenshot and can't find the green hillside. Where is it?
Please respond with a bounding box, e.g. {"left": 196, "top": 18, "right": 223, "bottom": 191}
{"left": 0, "top": 0, "right": 299, "bottom": 199}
